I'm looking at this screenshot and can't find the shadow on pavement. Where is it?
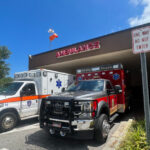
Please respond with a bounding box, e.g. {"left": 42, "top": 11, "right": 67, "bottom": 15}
{"left": 25, "top": 111, "right": 136, "bottom": 150}
{"left": 17, "top": 117, "right": 38, "bottom": 128}
{"left": 25, "top": 129, "right": 103, "bottom": 150}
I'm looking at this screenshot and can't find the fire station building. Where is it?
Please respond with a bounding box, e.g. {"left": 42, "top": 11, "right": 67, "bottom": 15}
{"left": 29, "top": 23, "right": 150, "bottom": 92}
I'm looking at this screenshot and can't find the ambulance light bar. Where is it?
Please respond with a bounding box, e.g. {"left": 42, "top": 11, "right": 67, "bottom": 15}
{"left": 76, "top": 64, "right": 123, "bottom": 74}
{"left": 14, "top": 72, "right": 36, "bottom": 79}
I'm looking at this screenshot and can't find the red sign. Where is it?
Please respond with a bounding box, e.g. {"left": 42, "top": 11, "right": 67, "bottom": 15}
{"left": 132, "top": 26, "right": 150, "bottom": 54}
{"left": 56, "top": 41, "right": 100, "bottom": 58}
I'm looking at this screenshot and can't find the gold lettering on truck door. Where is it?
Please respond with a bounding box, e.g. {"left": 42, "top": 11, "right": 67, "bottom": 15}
{"left": 112, "top": 99, "right": 114, "bottom": 107}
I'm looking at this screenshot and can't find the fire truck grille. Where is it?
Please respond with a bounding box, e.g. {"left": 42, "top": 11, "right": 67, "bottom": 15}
{"left": 45, "top": 101, "right": 72, "bottom": 120}
{"left": 44, "top": 99, "right": 94, "bottom": 121}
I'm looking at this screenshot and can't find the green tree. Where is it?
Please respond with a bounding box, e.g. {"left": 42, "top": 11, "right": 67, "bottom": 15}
{"left": 0, "top": 46, "right": 12, "bottom": 86}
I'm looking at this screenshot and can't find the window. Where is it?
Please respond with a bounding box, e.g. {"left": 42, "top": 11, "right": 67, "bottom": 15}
{"left": 106, "top": 81, "right": 113, "bottom": 90}
{"left": 0, "top": 82, "right": 23, "bottom": 96}
{"left": 22, "top": 83, "right": 36, "bottom": 96}
{"left": 106, "top": 81, "right": 115, "bottom": 94}
{"left": 67, "top": 80, "right": 104, "bottom": 92}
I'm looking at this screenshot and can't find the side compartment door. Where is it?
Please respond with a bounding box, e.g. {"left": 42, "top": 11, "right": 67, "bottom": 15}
{"left": 20, "top": 83, "right": 38, "bottom": 118}
{"left": 106, "top": 81, "right": 118, "bottom": 115}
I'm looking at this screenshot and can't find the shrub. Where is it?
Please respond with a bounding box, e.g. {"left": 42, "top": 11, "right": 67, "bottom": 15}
{"left": 119, "top": 120, "right": 150, "bottom": 150}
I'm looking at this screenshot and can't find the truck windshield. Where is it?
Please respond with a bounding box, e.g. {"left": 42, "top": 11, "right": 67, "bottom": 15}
{"left": 0, "top": 82, "right": 23, "bottom": 96}
{"left": 67, "top": 80, "right": 104, "bottom": 92}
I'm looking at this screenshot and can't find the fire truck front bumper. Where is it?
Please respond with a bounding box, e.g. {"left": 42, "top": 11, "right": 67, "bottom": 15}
{"left": 72, "top": 119, "right": 94, "bottom": 131}
{"left": 41, "top": 118, "right": 94, "bottom": 137}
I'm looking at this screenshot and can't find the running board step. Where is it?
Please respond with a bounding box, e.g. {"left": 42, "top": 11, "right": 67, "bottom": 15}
{"left": 109, "top": 113, "right": 119, "bottom": 124}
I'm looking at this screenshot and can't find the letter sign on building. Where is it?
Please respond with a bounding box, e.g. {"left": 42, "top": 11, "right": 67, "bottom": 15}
{"left": 132, "top": 26, "right": 150, "bottom": 54}
{"left": 56, "top": 41, "right": 100, "bottom": 58}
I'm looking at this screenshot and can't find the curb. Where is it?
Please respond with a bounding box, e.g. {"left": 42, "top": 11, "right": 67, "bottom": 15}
{"left": 102, "top": 119, "right": 133, "bottom": 150}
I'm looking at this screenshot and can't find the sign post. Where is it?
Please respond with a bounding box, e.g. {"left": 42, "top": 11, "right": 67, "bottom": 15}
{"left": 140, "top": 52, "right": 150, "bottom": 142}
{"left": 132, "top": 26, "right": 150, "bottom": 144}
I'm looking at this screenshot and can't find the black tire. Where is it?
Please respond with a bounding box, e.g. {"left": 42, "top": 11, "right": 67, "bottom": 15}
{"left": 94, "top": 114, "right": 110, "bottom": 143}
{"left": 0, "top": 112, "right": 18, "bottom": 132}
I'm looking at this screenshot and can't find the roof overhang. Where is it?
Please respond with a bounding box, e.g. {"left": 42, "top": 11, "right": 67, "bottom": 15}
{"left": 34, "top": 49, "right": 150, "bottom": 74}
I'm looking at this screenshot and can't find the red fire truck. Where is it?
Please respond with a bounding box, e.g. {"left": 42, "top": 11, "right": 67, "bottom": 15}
{"left": 39, "top": 64, "right": 130, "bottom": 143}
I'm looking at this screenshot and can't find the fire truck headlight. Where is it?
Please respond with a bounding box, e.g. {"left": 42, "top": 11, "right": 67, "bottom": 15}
{"left": 0, "top": 103, "right": 4, "bottom": 108}
{"left": 80, "top": 101, "right": 93, "bottom": 113}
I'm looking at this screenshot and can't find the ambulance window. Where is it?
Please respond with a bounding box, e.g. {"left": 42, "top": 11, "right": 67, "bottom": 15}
{"left": 106, "top": 81, "right": 115, "bottom": 94}
{"left": 22, "top": 83, "right": 36, "bottom": 96}
{"left": 106, "top": 81, "right": 113, "bottom": 90}
{"left": 0, "top": 82, "right": 23, "bottom": 95}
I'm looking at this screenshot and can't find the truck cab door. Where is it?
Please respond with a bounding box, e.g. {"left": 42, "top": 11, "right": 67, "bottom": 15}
{"left": 106, "top": 81, "right": 118, "bottom": 115}
{"left": 20, "top": 83, "right": 38, "bottom": 118}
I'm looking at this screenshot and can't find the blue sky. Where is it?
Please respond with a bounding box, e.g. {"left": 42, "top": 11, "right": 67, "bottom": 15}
{"left": 0, "top": 0, "right": 149, "bottom": 77}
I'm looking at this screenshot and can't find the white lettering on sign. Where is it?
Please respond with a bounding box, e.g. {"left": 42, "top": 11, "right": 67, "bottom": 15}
{"left": 56, "top": 41, "right": 100, "bottom": 58}
{"left": 132, "top": 26, "right": 150, "bottom": 54}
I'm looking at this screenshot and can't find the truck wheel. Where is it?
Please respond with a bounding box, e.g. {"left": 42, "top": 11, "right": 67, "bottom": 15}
{"left": 94, "top": 114, "right": 110, "bottom": 143}
{"left": 0, "top": 112, "right": 18, "bottom": 132}
{"left": 43, "top": 127, "right": 56, "bottom": 137}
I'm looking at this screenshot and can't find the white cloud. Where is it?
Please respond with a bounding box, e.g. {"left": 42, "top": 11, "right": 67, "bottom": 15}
{"left": 128, "top": 0, "right": 150, "bottom": 27}
{"left": 129, "top": 0, "right": 141, "bottom": 6}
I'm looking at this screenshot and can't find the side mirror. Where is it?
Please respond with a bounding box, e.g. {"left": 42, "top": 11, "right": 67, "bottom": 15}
{"left": 115, "top": 85, "right": 122, "bottom": 93}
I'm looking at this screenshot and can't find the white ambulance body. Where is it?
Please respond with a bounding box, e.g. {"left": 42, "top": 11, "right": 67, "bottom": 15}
{"left": 0, "top": 69, "right": 74, "bottom": 132}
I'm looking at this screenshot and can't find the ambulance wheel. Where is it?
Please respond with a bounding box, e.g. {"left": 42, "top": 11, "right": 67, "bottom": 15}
{"left": 0, "top": 112, "right": 18, "bottom": 132}
{"left": 94, "top": 114, "right": 110, "bottom": 143}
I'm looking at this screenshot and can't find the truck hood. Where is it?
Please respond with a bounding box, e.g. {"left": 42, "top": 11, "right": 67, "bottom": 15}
{"left": 54, "top": 91, "right": 106, "bottom": 100}
{"left": 0, "top": 95, "right": 6, "bottom": 100}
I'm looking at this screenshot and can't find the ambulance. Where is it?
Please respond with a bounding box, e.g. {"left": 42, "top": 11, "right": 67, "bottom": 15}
{"left": 0, "top": 69, "right": 74, "bottom": 132}
{"left": 40, "top": 64, "right": 131, "bottom": 143}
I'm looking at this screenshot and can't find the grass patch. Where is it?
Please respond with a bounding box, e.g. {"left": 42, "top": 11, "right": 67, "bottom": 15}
{"left": 118, "top": 120, "right": 150, "bottom": 150}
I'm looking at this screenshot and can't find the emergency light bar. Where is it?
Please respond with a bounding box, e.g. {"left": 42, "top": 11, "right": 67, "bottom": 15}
{"left": 14, "top": 71, "right": 47, "bottom": 79}
{"left": 14, "top": 72, "right": 36, "bottom": 79}
{"left": 76, "top": 64, "right": 123, "bottom": 74}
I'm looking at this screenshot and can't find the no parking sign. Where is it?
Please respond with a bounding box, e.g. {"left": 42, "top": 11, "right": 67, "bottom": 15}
{"left": 132, "top": 26, "right": 150, "bottom": 144}
{"left": 132, "top": 26, "right": 150, "bottom": 54}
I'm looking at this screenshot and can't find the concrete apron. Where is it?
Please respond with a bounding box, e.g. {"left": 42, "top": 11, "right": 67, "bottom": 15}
{"left": 102, "top": 119, "right": 133, "bottom": 150}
